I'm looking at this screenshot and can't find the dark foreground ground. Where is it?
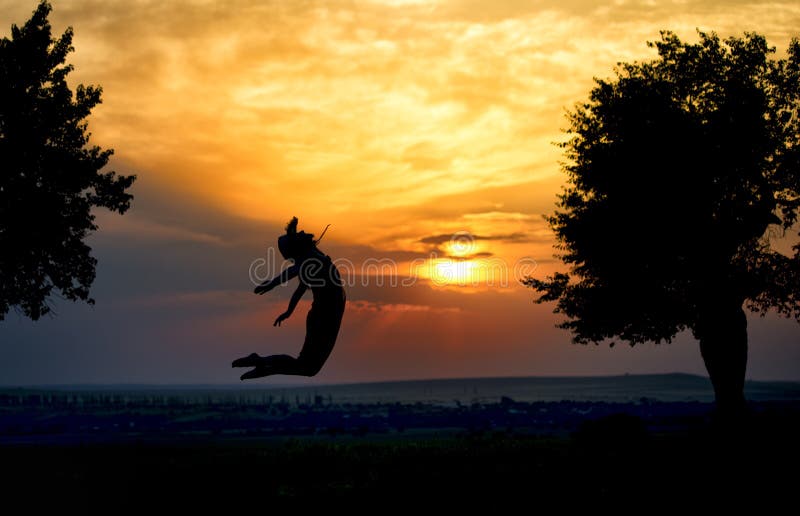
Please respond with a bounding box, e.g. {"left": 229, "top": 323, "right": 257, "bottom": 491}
{"left": 1, "top": 425, "right": 797, "bottom": 508}
{"left": 1, "top": 394, "right": 799, "bottom": 506}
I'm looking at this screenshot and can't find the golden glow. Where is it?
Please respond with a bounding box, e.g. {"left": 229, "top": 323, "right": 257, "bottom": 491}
{"left": 418, "top": 257, "right": 515, "bottom": 289}
{"left": 423, "top": 259, "right": 480, "bottom": 286}
{"left": 441, "top": 239, "right": 478, "bottom": 258}
{"left": 431, "top": 259, "right": 479, "bottom": 286}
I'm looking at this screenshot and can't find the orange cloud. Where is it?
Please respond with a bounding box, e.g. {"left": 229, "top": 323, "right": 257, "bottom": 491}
{"left": 3, "top": 0, "right": 794, "bottom": 258}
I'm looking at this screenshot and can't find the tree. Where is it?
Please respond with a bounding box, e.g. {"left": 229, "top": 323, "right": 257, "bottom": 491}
{"left": 527, "top": 31, "right": 800, "bottom": 417}
{"left": 0, "top": 2, "right": 135, "bottom": 320}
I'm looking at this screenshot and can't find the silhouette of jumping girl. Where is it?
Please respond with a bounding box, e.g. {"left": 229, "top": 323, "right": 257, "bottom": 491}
{"left": 233, "top": 217, "right": 346, "bottom": 380}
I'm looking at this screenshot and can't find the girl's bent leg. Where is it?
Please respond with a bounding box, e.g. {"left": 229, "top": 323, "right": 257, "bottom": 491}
{"left": 238, "top": 354, "right": 322, "bottom": 379}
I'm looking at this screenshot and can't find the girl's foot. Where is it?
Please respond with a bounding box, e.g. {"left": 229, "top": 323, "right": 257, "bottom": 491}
{"left": 240, "top": 365, "right": 275, "bottom": 381}
{"left": 231, "top": 352, "right": 262, "bottom": 368}
{"left": 241, "top": 366, "right": 275, "bottom": 380}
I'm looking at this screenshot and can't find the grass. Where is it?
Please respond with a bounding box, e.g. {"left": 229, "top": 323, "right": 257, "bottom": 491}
{"left": 1, "top": 423, "right": 796, "bottom": 506}
{"left": 1, "top": 402, "right": 798, "bottom": 507}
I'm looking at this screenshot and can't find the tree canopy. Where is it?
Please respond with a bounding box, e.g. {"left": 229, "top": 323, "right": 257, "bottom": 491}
{"left": 0, "top": 2, "right": 135, "bottom": 320}
{"left": 527, "top": 30, "right": 800, "bottom": 346}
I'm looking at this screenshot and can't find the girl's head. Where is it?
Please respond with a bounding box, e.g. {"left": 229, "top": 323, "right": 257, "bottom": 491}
{"left": 277, "top": 217, "right": 316, "bottom": 261}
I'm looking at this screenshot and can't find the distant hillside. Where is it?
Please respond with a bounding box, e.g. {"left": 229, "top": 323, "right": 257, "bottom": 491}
{"left": 11, "top": 373, "right": 800, "bottom": 405}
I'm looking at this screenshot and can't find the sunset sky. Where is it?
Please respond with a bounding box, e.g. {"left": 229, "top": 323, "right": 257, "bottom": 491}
{"left": 1, "top": 0, "right": 799, "bottom": 384}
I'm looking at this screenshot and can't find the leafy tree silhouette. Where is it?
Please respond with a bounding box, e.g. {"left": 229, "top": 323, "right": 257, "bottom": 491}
{"left": 527, "top": 31, "right": 800, "bottom": 418}
{"left": 0, "top": 2, "right": 135, "bottom": 320}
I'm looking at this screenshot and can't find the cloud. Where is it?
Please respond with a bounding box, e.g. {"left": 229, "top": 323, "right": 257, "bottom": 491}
{"left": 124, "top": 289, "right": 251, "bottom": 309}
{"left": 347, "top": 300, "right": 461, "bottom": 314}
{"left": 5, "top": 0, "right": 795, "bottom": 249}
{"left": 463, "top": 211, "right": 535, "bottom": 222}
{"left": 93, "top": 212, "right": 228, "bottom": 246}
{"left": 446, "top": 251, "right": 494, "bottom": 261}
{"left": 419, "top": 232, "right": 533, "bottom": 245}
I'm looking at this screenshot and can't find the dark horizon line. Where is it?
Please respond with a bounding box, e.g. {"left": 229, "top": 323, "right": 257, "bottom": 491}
{"left": 2, "top": 372, "right": 799, "bottom": 390}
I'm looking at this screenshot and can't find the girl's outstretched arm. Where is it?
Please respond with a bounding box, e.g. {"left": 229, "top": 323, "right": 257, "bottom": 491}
{"left": 254, "top": 264, "right": 299, "bottom": 294}
{"left": 274, "top": 283, "right": 308, "bottom": 326}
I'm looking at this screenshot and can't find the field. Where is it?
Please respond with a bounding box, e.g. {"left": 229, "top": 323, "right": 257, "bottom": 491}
{"left": 1, "top": 375, "right": 798, "bottom": 505}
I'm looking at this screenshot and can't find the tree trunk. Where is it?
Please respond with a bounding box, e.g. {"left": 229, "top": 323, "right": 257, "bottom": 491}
{"left": 697, "top": 301, "right": 748, "bottom": 419}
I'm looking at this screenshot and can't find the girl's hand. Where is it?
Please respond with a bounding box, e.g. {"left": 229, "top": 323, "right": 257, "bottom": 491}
{"left": 274, "top": 312, "right": 291, "bottom": 326}
{"left": 254, "top": 284, "right": 269, "bottom": 295}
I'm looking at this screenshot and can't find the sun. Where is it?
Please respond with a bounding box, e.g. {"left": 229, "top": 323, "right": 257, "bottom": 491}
{"left": 424, "top": 259, "right": 481, "bottom": 286}
{"left": 441, "top": 233, "right": 479, "bottom": 259}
